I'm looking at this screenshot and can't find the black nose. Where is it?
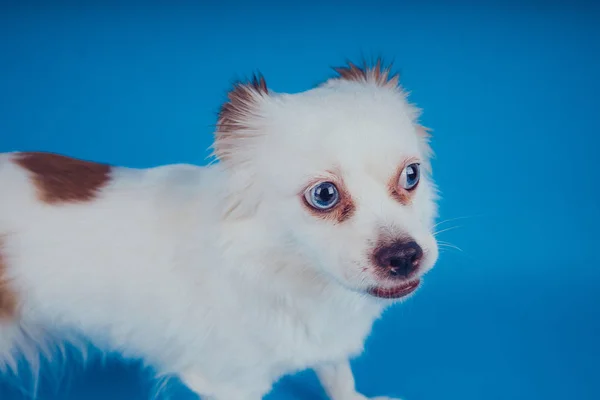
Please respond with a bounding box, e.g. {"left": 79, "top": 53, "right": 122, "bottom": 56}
{"left": 374, "top": 240, "right": 423, "bottom": 279}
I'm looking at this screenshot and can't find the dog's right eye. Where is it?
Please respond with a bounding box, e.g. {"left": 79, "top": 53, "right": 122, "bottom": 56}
{"left": 304, "top": 182, "right": 340, "bottom": 210}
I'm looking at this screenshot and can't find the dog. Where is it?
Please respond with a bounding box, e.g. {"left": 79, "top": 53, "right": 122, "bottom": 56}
{"left": 0, "top": 60, "right": 439, "bottom": 400}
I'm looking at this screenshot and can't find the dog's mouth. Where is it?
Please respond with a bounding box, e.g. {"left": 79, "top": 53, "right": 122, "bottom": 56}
{"left": 367, "top": 279, "right": 421, "bottom": 299}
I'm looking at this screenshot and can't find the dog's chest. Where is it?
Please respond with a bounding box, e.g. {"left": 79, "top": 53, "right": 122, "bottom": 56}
{"left": 251, "top": 297, "right": 381, "bottom": 374}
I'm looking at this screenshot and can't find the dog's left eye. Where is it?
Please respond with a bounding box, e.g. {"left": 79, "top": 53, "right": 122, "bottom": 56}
{"left": 400, "top": 163, "right": 421, "bottom": 190}
{"left": 305, "top": 182, "right": 340, "bottom": 210}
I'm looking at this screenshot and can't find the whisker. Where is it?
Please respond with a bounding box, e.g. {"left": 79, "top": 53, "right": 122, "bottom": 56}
{"left": 434, "top": 225, "right": 462, "bottom": 236}
{"left": 432, "top": 215, "right": 478, "bottom": 230}
{"left": 437, "top": 241, "right": 463, "bottom": 252}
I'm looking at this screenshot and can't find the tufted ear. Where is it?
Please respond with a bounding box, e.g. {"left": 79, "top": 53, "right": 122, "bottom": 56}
{"left": 213, "top": 74, "right": 270, "bottom": 165}
{"left": 329, "top": 58, "right": 400, "bottom": 89}
{"left": 329, "top": 59, "right": 434, "bottom": 163}
{"left": 212, "top": 74, "right": 270, "bottom": 220}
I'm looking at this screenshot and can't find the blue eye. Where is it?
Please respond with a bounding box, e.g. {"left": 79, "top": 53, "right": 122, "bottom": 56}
{"left": 400, "top": 163, "right": 420, "bottom": 190}
{"left": 305, "top": 182, "right": 340, "bottom": 210}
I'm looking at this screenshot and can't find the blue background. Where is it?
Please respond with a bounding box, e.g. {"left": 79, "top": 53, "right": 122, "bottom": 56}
{"left": 1, "top": 0, "right": 599, "bottom": 399}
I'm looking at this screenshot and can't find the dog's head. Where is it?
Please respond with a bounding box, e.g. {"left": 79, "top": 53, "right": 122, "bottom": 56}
{"left": 214, "top": 61, "right": 439, "bottom": 301}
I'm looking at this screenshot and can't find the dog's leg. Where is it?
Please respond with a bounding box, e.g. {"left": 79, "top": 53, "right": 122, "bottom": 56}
{"left": 203, "top": 395, "right": 263, "bottom": 400}
{"left": 315, "top": 360, "right": 402, "bottom": 400}
{"left": 181, "top": 370, "right": 266, "bottom": 400}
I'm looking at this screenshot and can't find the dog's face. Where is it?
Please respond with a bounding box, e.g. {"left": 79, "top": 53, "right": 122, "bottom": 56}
{"left": 215, "top": 63, "right": 438, "bottom": 301}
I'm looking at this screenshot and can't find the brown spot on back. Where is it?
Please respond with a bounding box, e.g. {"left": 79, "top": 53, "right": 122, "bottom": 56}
{"left": 0, "top": 236, "right": 17, "bottom": 319}
{"left": 14, "top": 152, "right": 112, "bottom": 204}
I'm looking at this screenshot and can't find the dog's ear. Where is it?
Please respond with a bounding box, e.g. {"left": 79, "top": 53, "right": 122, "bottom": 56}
{"left": 213, "top": 74, "right": 270, "bottom": 165}
{"left": 212, "top": 74, "right": 270, "bottom": 220}
{"left": 327, "top": 58, "right": 400, "bottom": 89}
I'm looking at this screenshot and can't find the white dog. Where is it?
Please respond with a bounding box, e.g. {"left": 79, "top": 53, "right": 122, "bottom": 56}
{"left": 0, "top": 60, "right": 439, "bottom": 400}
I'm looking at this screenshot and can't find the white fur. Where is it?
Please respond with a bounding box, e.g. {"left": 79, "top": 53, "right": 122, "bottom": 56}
{"left": 0, "top": 71, "right": 439, "bottom": 399}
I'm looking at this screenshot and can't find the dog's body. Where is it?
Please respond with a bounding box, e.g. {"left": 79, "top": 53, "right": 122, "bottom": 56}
{"left": 0, "top": 62, "right": 439, "bottom": 400}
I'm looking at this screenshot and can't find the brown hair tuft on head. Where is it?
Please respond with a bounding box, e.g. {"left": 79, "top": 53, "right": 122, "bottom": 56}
{"left": 331, "top": 58, "right": 399, "bottom": 89}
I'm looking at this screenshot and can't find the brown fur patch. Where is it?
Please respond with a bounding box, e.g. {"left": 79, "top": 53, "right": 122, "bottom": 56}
{"left": 332, "top": 58, "right": 399, "bottom": 89}
{"left": 388, "top": 159, "right": 420, "bottom": 206}
{"left": 300, "top": 174, "right": 356, "bottom": 224}
{"left": 0, "top": 236, "right": 17, "bottom": 319}
{"left": 332, "top": 60, "right": 434, "bottom": 142}
{"left": 14, "top": 152, "right": 112, "bottom": 204}
{"left": 215, "top": 74, "right": 269, "bottom": 162}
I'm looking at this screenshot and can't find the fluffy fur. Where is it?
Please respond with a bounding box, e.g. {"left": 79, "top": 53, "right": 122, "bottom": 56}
{"left": 0, "top": 60, "right": 439, "bottom": 400}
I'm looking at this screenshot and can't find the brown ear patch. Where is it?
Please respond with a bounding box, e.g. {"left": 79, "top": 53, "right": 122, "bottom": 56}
{"left": 214, "top": 74, "right": 269, "bottom": 162}
{"left": 217, "top": 74, "right": 268, "bottom": 134}
{"left": 0, "top": 236, "right": 17, "bottom": 320}
{"left": 332, "top": 58, "right": 399, "bottom": 89}
{"left": 14, "top": 152, "right": 112, "bottom": 204}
